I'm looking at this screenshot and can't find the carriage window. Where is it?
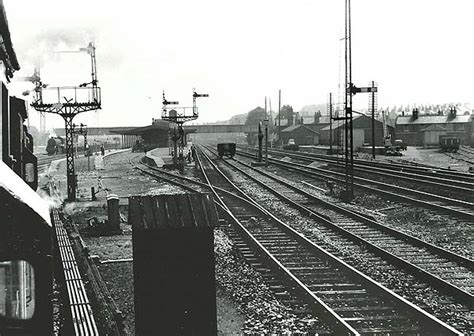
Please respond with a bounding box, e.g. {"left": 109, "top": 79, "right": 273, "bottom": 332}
{"left": 24, "top": 163, "right": 35, "bottom": 183}
{"left": 0, "top": 260, "right": 35, "bottom": 319}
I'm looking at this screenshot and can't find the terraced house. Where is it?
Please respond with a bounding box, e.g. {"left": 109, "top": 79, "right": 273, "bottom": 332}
{"left": 395, "top": 108, "right": 474, "bottom": 147}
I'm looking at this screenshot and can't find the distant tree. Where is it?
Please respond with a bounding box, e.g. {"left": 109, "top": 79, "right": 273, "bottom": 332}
{"left": 245, "top": 106, "right": 265, "bottom": 126}
{"left": 245, "top": 106, "right": 266, "bottom": 145}
{"left": 278, "top": 105, "right": 294, "bottom": 125}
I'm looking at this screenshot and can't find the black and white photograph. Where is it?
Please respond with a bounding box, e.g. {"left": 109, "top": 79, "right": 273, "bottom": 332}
{"left": 0, "top": 0, "right": 472, "bottom": 334}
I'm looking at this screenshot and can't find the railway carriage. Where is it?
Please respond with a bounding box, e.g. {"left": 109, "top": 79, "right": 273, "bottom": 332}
{"left": 439, "top": 136, "right": 460, "bottom": 152}
{"left": 217, "top": 143, "right": 236, "bottom": 158}
{"left": 0, "top": 161, "right": 53, "bottom": 335}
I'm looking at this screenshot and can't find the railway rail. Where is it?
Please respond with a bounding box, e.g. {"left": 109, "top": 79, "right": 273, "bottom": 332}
{"left": 51, "top": 209, "right": 99, "bottom": 336}
{"left": 131, "top": 150, "right": 463, "bottom": 335}
{"left": 240, "top": 145, "right": 474, "bottom": 188}
{"left": 237, "top": 147, "right": 474, "bottom": 220}
{"left": 203, "top": 145, "right": 473, "bottom": 307}
{"left": 37, "top": 153, "right": 65, "bottom": 172}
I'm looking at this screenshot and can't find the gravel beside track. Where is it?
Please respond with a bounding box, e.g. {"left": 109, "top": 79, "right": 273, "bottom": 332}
{"left": 245, "top": 158, "right": 472, "bottom": 260}
{"left": 212, "top": 155, "right": 472, "bottom": 334}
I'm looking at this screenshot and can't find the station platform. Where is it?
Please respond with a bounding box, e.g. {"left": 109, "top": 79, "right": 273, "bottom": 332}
{"left": 144, "top": 147, "right": 173, "bottom": 167}
{"left": 144, "top": 146, "right": 193, "bottom": 168}
{"left": 40, "top": 148, "right": 244, "bottom": 334}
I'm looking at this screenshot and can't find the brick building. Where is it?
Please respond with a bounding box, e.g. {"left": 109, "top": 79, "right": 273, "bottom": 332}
{"left": 395, "top": 109, "right": 473, "bottom": 146}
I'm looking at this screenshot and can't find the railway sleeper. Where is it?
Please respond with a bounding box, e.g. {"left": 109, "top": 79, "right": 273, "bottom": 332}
{"left": 307, "top": 283, "right": 362, "bottom": 291}
{"left": 283, "top": 261, "right": 325, "bottom": 267}
{"left": 296, "top": 272, "right": 347, "bottom": 282}
{"left": 356, "top": 325, "right": 422, "bottom": 335}
{"left": 313, "top": 289, "right": 368, "bottom": 296}
{"left": 333, "top": 305, "right": 395, "bottom": 314}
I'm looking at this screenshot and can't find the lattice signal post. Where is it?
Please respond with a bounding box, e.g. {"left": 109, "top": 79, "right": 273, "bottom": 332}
{"left": 31, "top": 43, "right": 101, "bottom": 201}
{"left": 338, "top": 0, "right": 378, "bottom": 202}
{"left": 161, "top": 89, "right": 208, "bottom": 170}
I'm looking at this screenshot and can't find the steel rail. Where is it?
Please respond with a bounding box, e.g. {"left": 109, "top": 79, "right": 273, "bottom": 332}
{"left": 203, "top": 146, "right": 473, "bottom": 306}
{"left": 237, "top": 149, "right": 474, "bottom": 220}
{"left": 196, "top": 147, "right": 462, "bottom": 335}
{"left": 51, "top": 210, "right": 99, "bottom": 336}
{"left": 240, "top": 145, "right": 474, "bottom": 184}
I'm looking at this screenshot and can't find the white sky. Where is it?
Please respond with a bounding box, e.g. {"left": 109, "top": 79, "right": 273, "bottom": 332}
{"left": 4, "top": 0, "right": 474, "bottom": 130}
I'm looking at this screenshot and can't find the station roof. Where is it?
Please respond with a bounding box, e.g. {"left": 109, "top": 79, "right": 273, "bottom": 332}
{"left": 112, "top": 122, "right": 170, "bottom": 135}
{"left": 54, "top": 126, "right": 136, "bottom": 137}
{"left": 110, "top": 120, "right": 197, "bottom": 136}
{"left": 0, "top": 0, "right": 20, "bottom": 79}
{"left": 396, "top": 114, "right": 472, "bottom": 125}
{"left": 0, "top": 161, "right": 51, "bottom": 226}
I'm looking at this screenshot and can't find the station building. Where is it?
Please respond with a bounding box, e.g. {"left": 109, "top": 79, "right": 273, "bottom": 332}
{"left": 276, "top": 113, "right": 393, "bottom": 149}
{"left": 395, "top": 109, "right": 473, "bottom": 147}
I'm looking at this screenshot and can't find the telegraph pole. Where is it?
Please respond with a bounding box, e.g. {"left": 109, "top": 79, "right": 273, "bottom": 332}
{"left": 337, "top": 0, "right": 377, "bottom": 201}
{"left": 343, "top": 0, "right": 354, "bottom": 201}
{"left": 328, "top": 92, "right": 333, "bottom": 155}
{"left": 264, "top": 96, "right": 268, "bottom": 167}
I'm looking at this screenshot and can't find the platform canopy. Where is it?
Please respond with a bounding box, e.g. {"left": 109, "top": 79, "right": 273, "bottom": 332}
{"left": 110, "top": 120, "right": 196, "bottom": 136}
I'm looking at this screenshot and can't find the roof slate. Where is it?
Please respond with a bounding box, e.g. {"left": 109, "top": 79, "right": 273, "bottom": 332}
{"left": 396, "top": 114, "right": 472, "bottom": 125}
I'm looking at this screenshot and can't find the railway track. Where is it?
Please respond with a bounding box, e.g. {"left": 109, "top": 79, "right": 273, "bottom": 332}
{"left": 240, "top": 145, "right": 474, "bottom": 191}
{"left": 237, "top": 147, "right": 474, "bottom": 220}
{"left": 37, "top": 153, "right": 65, "bottom": 172}
{"left": 51, "top": 209, "right": 99, "bottom": 335}
{"left": 444, "top": 146, "right": 474, "bottom": 166}
{"left": 193, "top": 147, "right": 463, "bottom": 335}
{"left": 202, "top": 145, "right": 473, "bottom": 307}
{"left": 131, "top": 149, "right": 463, "bottom": 334}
